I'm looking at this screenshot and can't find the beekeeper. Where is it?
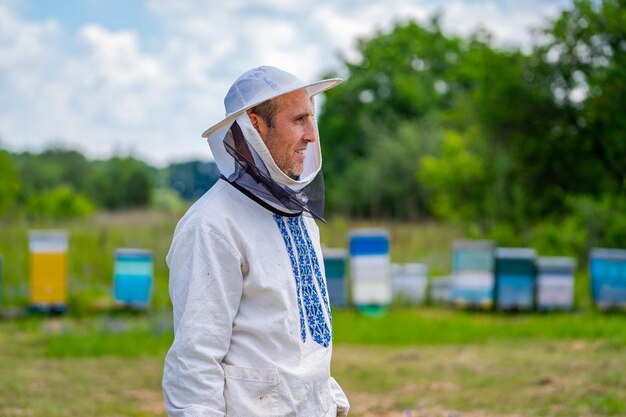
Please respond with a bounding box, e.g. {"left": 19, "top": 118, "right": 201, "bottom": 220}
{"left": 162, "top": 66, "right": 350, "bottom": 417}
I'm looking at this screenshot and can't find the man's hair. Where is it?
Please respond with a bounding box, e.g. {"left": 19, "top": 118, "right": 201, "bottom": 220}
{"left": 248, "top": 97, "right": 281, "bottom": 128}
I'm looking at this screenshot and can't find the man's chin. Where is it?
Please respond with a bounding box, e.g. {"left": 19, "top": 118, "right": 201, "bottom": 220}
{"left": 287, "top": 165, "right": 304, "bottom": 180}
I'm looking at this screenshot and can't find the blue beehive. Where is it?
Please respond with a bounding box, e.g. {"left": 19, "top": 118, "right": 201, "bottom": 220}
{"left": 113, "top": 249, "right": 153, "bottom": 308}
{"left": 322, "top": 248, "right": 348, "bottom": 308}
{"left": 349, "top": 229, "right": 391, "bottom": 314}
{"left": 451, "top": 240, "right": 495, "bottom": 309}
{"left": 590, "top": 248, "right": 626, "bottom": 310}
{"left": 537, "top": 257, "right": 576, "bottom": 310}
{"left": 495, "top": 248, "right": 537, "bottom": 311}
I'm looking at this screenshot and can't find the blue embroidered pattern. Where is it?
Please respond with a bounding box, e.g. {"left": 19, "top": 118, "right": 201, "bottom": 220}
{"left": 300, "top": 217, "right": 332, "bottom": 324}
{"left": 273, "top": 214, "right": 306, "bottom": 342}
{"left": 273, "top": 214, "right": 331, "bottom": 348}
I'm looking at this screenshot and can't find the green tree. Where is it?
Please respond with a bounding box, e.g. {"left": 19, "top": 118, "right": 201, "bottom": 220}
{"left": 319, "top": 18, "right": 467, "bottom": 218}
{"left": 419, "top": 130, "right": 491, "bottom": 222}
{"left": 88, "top": 157, "right": 154, "bottom": 209}
{"left": 11, "top": 148, "right": 93, "bottom": 201}
{"left": 318, "top": 0, "right": 625, "bottom": 228}
{"left": 328, "top": 116, "right": 442, "bottom": 219}
{"left": 0, "top": 150, "right": 21, "bottom": 216}
{"left": 536, "top": 0, "right": 626, "bottom": 192}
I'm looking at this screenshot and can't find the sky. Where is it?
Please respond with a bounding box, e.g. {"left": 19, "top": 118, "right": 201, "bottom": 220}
{"left": 0, "top": 0, "right": 572, "bottom": 167}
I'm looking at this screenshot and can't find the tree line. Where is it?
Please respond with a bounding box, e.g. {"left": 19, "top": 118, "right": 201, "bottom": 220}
{"left": 0, "top": 148, "right": 219, "bottom": 219}
{"left": 318, "top": 0, "right": 625, "bottom": 253}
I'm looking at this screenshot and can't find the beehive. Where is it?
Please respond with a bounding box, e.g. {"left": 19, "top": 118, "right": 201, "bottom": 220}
{"left": 349, "top": 229, "right": 391, "bottom": 311}
{"left": 29, "top": 230, "right": 68, "bottom": 311}
{"left": 322, "top": 248, "right": 348, "bottom": 308}
{"left": 451, "top": 240, "right": 495, "bottom": 309}
{"left": 536, "top": 257, "right": 576, "bottom": 310}
{"left": 113, "top": 248, "right": 154, "bottom": 308}
{"left": 590, "top": 248, "right": 626, "bottom": 310}
{"left": 391, "top": 263, "right": 428, "bottom": 305}
{"left": 495, "top": 248, "right": 537, "bottom": 311}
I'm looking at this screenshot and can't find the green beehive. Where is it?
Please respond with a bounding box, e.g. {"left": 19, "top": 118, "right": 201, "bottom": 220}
{"left": 495, "top": 248, "right": 537, "bottom": 311}
{"left": 322, "top": 248, "right": 348, "bottom": 308}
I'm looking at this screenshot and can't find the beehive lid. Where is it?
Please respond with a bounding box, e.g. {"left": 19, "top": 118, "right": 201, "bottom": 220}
{"left": 115, "top": 248, "right": 153, "bottom": 259}
{"left": 322, "top": 248, "right": 348, "bottom": 259}
{"left": 590, "top": 248, "right": 626, "bottom": 260}
{"left": 495, "top": 247, "right": 536, "bottom": 259}
{"left": 453, "top": 240, "right": 495, "bottom": 250}
{"left": 28, "top": 230, "right": 68, "bottom": 252}
{"left": 537, "top": 256, "right": 576, "bottom": 269}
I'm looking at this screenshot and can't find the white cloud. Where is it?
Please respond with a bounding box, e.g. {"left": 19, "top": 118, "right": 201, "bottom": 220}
{"left": 0, "top": 0, "right": 572, "bottom": 166}
{"left": 0, "top": 2, "right": 207, "bottom": 165}
{"left": 440, "top": 0, "right": 568, "bottom": 51}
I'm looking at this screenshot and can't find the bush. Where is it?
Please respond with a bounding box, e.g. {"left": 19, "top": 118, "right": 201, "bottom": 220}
{"left": 564, "top": 194, "right": 626, "bottom": 250}
{"left": 518, "top": 194, "right": 625, "bottom": 259}
{"left": 25, "top": 186, "right": 95, "bottom": 220}
{"left": 150, "top": 187, "right": 187, "bottom": 212}
{"left": 528, "top": 216, "right": 588, "bottom": 259}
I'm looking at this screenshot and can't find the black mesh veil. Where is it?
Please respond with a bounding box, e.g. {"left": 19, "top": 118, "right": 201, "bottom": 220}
{"left": 222, "top": 121, "right": 326, "bottom": 222}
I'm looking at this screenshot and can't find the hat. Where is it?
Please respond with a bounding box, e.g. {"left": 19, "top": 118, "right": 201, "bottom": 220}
{"left": 202, "top": 66, "right": 342, "bottom": 139}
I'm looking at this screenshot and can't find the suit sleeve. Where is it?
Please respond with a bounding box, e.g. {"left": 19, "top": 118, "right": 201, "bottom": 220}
{"left": 163, "top": 224, "right": 243, "bottom": 417}
{"left": 330, "top": 377, "right": 350, "bottom": 416}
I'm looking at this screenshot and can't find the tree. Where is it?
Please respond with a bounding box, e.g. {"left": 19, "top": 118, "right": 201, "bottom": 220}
{"left": 88, "top": 157, "right": 154, "bottom": 209}
{"left": 319, "top": 18, "right": 467, "bottom": 218}
{"left": 536, "top": 0, "right": 626, "bottom": 191}
{"left": 11, "top": 148, "right": 93, "bottom": 201}
{"left": 167, "top": 160, "right": 220, "bottom": 201}
{"left": 0, "top": 150, "right": 20, "bottom": 216}
{"left": 419, "top": 130, "right": 491, "bottom": 223}
{"left": 318, "top": 0, "right": 625, "bottom": 226}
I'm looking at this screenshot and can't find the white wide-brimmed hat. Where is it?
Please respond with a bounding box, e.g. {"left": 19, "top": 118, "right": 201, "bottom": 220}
{"left": 202, "top": 66, "right": 342, "bottom": 139}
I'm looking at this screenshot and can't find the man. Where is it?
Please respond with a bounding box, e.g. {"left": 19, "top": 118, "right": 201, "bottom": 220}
{"left": 162, "top": 66, "right": 350, "bottom": 417}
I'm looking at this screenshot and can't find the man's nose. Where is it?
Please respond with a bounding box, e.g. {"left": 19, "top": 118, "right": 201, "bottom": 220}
{"left": 303, "top": 119, "right": 316, "bottom": 143}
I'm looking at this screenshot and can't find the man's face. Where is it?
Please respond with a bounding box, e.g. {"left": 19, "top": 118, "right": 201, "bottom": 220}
{"left": 249, "top": 89, "right": 316, "bottom": 180}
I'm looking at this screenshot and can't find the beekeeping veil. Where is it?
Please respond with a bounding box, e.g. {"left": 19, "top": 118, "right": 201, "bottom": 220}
{"left": 202, "top": 66, "right": 342, "bottom": 221}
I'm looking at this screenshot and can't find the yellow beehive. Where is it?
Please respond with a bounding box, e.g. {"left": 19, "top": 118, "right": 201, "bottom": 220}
{"left": 29, "top": 231, "right": 68, "bottom": 308}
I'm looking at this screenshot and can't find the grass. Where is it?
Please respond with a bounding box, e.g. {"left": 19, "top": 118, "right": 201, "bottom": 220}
{"left": 332, "top": 307, "right": 626, "bottom": 347}
{"left": 1, "top": 310, "right": 625, "bottom": 416}
{"left": 332, "top": 340, "right": 626, "bottom": 417}
{"left": 6, "top": 308, "right": 624, "bottom": 360}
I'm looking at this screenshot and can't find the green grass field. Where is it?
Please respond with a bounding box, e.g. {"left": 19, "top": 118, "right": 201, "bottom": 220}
{"left": 1, "top": 309, "right": 625, "bottom": 417}
{"left": 0, "top": 210, "right": 623, "bottom": 416}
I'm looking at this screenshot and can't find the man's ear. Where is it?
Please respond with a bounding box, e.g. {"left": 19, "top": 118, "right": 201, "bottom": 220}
{"left": 247, "top": 112, "right": 267, "bottom": 139}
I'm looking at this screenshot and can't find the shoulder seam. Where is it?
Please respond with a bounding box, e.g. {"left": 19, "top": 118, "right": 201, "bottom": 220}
{"left": 176, "top": 222, "right": 241, "bottom": 261}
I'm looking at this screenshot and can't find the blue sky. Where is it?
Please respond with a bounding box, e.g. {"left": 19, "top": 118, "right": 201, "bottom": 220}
{"left": 1, "top": 0, "right": 572, "bottom": 166}
{"left": 24, "top": 1, "right": 151, "bottom": 32}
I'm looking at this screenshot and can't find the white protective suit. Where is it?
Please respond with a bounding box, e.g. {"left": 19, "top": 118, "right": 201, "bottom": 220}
{"left": 162, "top": 66, "right": 350, "bottom": 417}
